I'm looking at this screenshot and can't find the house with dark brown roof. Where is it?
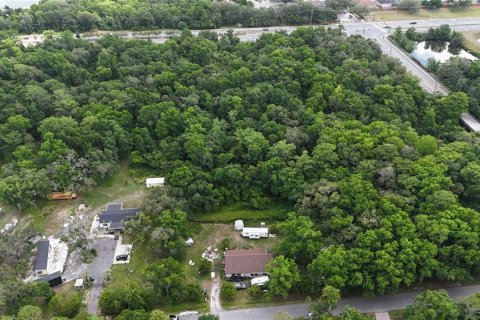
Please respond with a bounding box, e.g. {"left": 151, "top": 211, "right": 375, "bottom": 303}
{"left": 224, "top": 248, "right": 273, "bottom": 279}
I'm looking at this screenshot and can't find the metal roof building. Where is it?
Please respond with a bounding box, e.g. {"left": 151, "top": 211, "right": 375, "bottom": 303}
{"left": 34, "top": 240, "right": 49, "bottom": 275}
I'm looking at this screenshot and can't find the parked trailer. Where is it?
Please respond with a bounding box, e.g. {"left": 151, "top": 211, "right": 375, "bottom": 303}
{"left": 251, "top": 276, "right": 269, "bottom": 287}
{"left": 241, "top": 227, "right": 269, "bottom": 239}
{"left": 47, "top": 192, "right": 77, "bottom": 200}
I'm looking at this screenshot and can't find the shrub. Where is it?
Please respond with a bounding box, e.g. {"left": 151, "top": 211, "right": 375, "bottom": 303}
{"left": 219, "top": 238, "right": 232, "bottom": 251}
{"left": 198, "top": 259, "right": 211, "bottom": 275}
{"left": 248, "top": 285, "right": 262, "bottom": 298}
{"left": 220, "top": 282, "right": 236, "bottom": 301}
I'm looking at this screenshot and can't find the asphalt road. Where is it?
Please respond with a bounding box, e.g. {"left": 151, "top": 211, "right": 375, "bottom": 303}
{"left": 218, "top": 283, "right": 480, "bottom": 319}
{"left": 19, "top": 17, "right": 480, "bottom": 47}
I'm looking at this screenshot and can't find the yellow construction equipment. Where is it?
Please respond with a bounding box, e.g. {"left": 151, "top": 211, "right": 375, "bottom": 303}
{"left": 47, "top": 192, "right": 77, "bottom": 200}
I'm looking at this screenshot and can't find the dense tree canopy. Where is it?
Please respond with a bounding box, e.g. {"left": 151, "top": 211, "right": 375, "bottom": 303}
{"left": 0, "top": 0, "right": 336, "bottom": 34}
{"left": 1, "top": 24, "right": 480, "bottom": 308}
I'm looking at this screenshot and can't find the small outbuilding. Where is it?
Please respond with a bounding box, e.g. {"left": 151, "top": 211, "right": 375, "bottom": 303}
{"left": 241, "top": 227, "right": 269, "bottom": 239}
{"left": 234, "top": 220, "right": 244, "bottom": 231}
{"left": 34, "top": 240, "right": 49, "bottom": 277}
{"left": 145, "top": 177, "right": 165, "bottom": 188}
{"left": 34, "top": 271, "right": 63, "bottom": 287}
{"left": 74, "top": 278, "right": 84, "bottom": 289}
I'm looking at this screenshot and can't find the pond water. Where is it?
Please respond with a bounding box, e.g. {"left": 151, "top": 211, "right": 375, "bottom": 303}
{"left": 0, "top": 0, "right": 38, "bottom": 8}
{"left": 411, "top": 41, "right": 477, "bottom": 67}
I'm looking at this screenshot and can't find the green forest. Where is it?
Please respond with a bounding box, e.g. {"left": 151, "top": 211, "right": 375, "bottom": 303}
{"left": 0, "top": 0, "right": 337, "bottom": 33}
{"left": 2, "top": 20, "right": 480, "bottom": 318}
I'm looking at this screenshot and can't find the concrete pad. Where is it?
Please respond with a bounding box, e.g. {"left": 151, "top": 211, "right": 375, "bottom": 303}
{"left": 112, "top": 236, "right": 132, "bottom": 265}
{"left": 375, "top": 312, "right": 391, "bottom": 320}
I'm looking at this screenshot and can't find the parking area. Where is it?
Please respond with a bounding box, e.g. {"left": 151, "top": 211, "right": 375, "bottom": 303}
{"left": 112, "top": 236, "right": 132, "bottom": 265}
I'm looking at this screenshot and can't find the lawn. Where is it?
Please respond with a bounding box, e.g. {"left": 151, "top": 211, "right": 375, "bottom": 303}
{"left": 221, "top": 288, "right": 307, "bottom": 310}
{"left": 389, "top": 309, "right": 405, "bottom": 320}
{"left": 192, "top": 202, "right": 291, "bottom": 224}
{"left": 462, "top": 31, "right": 480, "bottom": 55}
{"left": 368, "top": 7, "right": 480, "bottom": 21}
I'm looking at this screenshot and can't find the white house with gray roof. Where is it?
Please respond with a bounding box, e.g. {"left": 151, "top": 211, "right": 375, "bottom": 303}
{"left": 98, "top": 203, "right": 140, "bottom": 232}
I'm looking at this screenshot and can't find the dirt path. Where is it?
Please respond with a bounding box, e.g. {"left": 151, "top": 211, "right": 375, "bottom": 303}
{"left": 210, "top": 275, "right": 222, "bottom": 313}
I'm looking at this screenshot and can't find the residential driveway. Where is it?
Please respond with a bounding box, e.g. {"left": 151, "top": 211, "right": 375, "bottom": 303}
{"left": 210, "top": 276, "right": 222, "bottom": 313}
{"left": 86, "top": 238, "right": 117, "bottom": 314}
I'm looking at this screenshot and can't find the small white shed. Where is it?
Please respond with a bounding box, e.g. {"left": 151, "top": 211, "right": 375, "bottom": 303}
{"left": 241, "top": 227, "right": 269, "bottom": 239}
{"left": 145, "top": 177, "right": 165, "bottom": 188}
{"left": 74, "top": 278, "right": 84, "bottom": 289}
{"left": 234, "top": 220, "right": 244, "bottom": 231}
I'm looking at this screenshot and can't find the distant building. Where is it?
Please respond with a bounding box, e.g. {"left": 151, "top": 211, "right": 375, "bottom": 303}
{"left": 34, "top": 240, "right": 49, "bottom": 277}
{"left": 98, "top": 203, "right": 140, "bottom": 232}
{"left": 145, "top": 177, "right": 165, "bottom": 188}
{"left": 34, "top": 271, "right": 63, "bottom": 287}
{"left": 224, "top": 248, "right": 273, "bottom": 279}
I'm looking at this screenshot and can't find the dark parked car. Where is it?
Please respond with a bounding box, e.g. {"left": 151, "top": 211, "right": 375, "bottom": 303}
{"left": 234, "top": 282, "right": 247, "bottom": 290}
{"left": 228, "top": 276, "right": 244, "bottom": 282}
{"left": 115, "top": 254, "right": 128, "bottom": 261}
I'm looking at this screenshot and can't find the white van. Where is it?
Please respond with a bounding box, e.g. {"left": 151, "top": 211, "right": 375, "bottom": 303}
{"left": 250, "top": 276, "right": 269, "bottom": 287}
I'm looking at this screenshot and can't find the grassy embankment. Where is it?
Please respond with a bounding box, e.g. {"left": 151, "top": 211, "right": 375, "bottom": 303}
{"left": 368, "top": 7, "right": 480, "bottom": 21}
{"left": 462, "top": 31, "right": 480, "bottom": 55}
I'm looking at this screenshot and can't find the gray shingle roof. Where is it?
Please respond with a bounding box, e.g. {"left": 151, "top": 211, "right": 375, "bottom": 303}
{"left": 34, "top": 240, "right": 49, "bottom": 271}
{"left": 99, "top": 203, "right": 140, "bottom": 230}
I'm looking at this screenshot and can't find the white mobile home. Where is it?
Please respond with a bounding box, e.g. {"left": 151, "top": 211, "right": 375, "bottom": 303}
{"left": 145, "top": 177, "right": 165, "bottom": 188}
{"left": 241, "top": 227, "right": 268, "bottom": 239}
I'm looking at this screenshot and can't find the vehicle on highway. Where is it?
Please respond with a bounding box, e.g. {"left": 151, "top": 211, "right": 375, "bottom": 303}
{"left": 410, "top": 21, "right": 417, "bottom": 24}
{"left": 115, "top": 254, "right": 128, "bottom": 261}
{"left": 234, "top": 282, "right": 247, "bottom": 290}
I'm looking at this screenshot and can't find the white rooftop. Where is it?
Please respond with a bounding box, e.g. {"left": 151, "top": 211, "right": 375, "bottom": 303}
{"left": 146, "top": 177, "right": 165, "bottom": 183}
{"left": 242, "top": 227, "right": 268, "bottom": 232}
{"left": 461, "top": 113, "right": 480, "bottom": 132}
{"left": 74, "top": 278, "right": 84, "bottom": 287}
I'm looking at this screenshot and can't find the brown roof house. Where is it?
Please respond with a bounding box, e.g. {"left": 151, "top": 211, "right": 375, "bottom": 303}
{"left": 224, "top": 248, "right": 273, "bottom": 279}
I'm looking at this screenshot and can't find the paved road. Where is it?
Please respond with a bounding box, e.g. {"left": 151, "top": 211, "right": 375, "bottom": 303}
{"left": 218, "top": 283, "right": 480, "bottom": 319}
{"left": 18, "top": 17, "right": 480, "bottom": 47}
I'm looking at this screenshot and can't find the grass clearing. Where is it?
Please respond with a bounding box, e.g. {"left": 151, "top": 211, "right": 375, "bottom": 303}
{"left": 368, "top": 7, "right": 480, "bottom": 21}
{"left": 20, "top": 160, "right": 144, "bottom": 235}
{"left": 389, "top": 309, "right": 405, "bottom": 320}
{"left": 222, "top": 289, "right": 306, "bottom": 310}
{"left": 109, "top": 242, "right": 151, "bottom": 290}
{"left": 462, "top": 31, "right": 480, "bottom": 55}
{"left": 192, "top": 202, "right": 291, "bottom": 224}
